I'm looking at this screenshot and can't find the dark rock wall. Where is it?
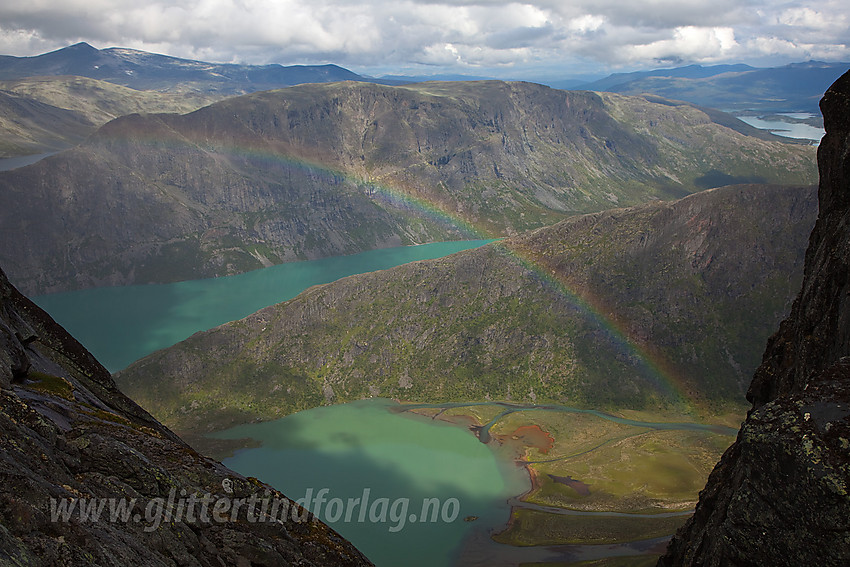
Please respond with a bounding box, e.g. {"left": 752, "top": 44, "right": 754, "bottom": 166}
{"left": 0, "top": 265, "right": 372, "bottom": 566}
{"left": 658, "top": 70, "right": 850, "bottom": 566}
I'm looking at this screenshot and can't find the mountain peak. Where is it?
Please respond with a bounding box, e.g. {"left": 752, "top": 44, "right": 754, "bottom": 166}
{"left": 66, "top": 41, "right": 97, "bottom": 51}
{"left": 0, "top": 42, "right": 369, "bottom": 94}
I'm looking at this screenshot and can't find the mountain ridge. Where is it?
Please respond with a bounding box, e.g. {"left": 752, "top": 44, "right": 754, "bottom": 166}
{"left": 0, "top": 80, "right": 817, "bottom": 295}
{"left": 0, "top": 42, "right": 374, "bottom": 95}
{"left": 0, "top": 88, "right": 94, "bottom": 157}
{"left": 115, "top": 183, "right": 817, "bottom": 437}
{"left": 0, "top": 75, "right": 218, "bottom": 158}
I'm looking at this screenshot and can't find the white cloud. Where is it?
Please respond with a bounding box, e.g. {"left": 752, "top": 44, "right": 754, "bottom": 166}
{"left": 568, "top": 15, "right": 605, "bottom": 34}
{"left": 0, "top": 0, "right": 847, "bottom": 75}
{"left": 628, "top": 26, "right": 740, "bottom": 64}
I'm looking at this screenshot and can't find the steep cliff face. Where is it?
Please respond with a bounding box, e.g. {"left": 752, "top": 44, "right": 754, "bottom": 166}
{"left": 0, "top": 80, "right": 816, "bottom": 295}
{"left": 659, "top": 71, "right": 850, "bottom": 565}
{"left": 0, "top": 266, "right": 372, "bottom": 566}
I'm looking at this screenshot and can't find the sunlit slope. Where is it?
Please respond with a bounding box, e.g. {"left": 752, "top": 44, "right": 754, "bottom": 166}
{"left": 117, "top": 184, "right": 816, "bottom": 434}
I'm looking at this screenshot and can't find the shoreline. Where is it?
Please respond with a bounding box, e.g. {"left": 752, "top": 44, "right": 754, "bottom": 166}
{"left": 401, "top": 400, "right": 699, "bottom": 555}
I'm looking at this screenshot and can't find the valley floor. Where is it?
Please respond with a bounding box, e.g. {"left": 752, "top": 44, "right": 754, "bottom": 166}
{"left": 402, "top": 402, "right": 743, "bottom": 564}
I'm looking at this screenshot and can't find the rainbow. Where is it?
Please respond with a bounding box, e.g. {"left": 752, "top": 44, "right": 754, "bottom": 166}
{"left": 107, "top": 131, "right": 694, "bottom": 407}
{"left": 103, "top": 129, "right": 485, "bottom": 239}
{"left": 492, "top": 242, "right": 695, "bottom": 408}
{"left": 233, "top": 146, "right": 485, "bottom": 239}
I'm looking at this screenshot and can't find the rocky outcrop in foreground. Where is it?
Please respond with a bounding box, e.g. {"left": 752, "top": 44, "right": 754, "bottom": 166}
{"left": 0, "top": 266, "right": 371, "bottom": 566}
{"left": 659, "top": 70, "right": 850, "bottom": 565}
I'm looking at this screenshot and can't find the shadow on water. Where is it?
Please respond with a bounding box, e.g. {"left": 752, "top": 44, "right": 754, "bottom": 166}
{"left": 0, "top": 152, "right": 59, "bottom": 171}
{"left": 211, "top": 399, "right": 525, "bottom": 567}
{"left": 211, "top": 399, "right": 701, "bottom": 566}
{"left": 32, "top": 240, "right": 495, "bottom": 372}
{"left": 694, "top": 169, "right": 768, "bottom": 189}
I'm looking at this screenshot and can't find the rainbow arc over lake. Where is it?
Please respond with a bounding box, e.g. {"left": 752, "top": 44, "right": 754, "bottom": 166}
{"left": 113, "top": 132, "right": 693, "bottom": 407}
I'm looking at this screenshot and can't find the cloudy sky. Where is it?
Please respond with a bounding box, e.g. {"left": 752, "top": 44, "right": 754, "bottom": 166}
{"left": 1, "top": 0, "right": 848, "bottom": 79}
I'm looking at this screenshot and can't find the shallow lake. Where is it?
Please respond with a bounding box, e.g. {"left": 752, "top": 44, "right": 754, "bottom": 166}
{"left": 213, "top": 399, "right": 729, "bottom": 566}
{"left": 33, "top": 240, "right": 494, "bottom": 371}
{"left": 736, "top": 113, "right": 825, "bottom": 143}
{"left": 212, "top": 398, "right": 529, "bottom": 567}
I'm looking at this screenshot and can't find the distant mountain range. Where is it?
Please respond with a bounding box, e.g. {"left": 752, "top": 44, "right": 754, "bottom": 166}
{"left": 0, "top": 80, "right": 816, "bottom": 295}
{"left": 0, "top": 43, "right": 381, "bottom": 157}
{"left": 577, "top": 61, "right": 849, "bottom": 113}
{"left": 379, "top": 61, "right": 849, "bottom": 114}
{"left": 116, "top": 183, "right": 817, "bottom": 436}
{"left": 0, "top": 42, "right": 373, "bottom": 95}
{"left": 579, "top": 64, "right": 758, "bottom": 91}
{"left": 2, "top": 42, "right": 845, "bottom": 114}
{"left": 0, "top": 43, "right": 843, "bottom": 160}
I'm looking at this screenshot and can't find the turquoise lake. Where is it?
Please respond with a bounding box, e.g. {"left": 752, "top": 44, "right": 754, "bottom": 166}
{"left": 28, "top": 238, "right": 721, "bottom": 565}
{"left": 33, "top": 240, "right": 493, "bottom": 372}
{"left": 213, "top": 398, "right": 529, "bottom": 567}
{"left": 212, "top": 399, "right": 714, "bottom": 566}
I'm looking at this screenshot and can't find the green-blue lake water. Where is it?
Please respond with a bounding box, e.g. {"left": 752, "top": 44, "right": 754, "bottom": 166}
{"left": 212, "top": 398, "right": 721, "bottom": 566}
{"left": 33, "top": 240, "right": 493, "bottom": 371}
{"left": 213, "top": 398, "right": 529, "bottom": 567}
{"left": 29, "top": 239, "right": 713, "bottom": 565}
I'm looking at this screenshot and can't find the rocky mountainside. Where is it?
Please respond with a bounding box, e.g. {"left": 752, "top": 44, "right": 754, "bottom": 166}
{"left": 0, "top": 80, "right": 817, "bottom": 295}
{"left": 0, "top": 76, "right": 216, "bottom": 158}
{"left": 658, "top": 71, "right": 850, "bottom": 565}
{"left": 0, "top": 264, "right": 372, "bottom": 566}
{"left": 116, "top": 183, "right": 816, "bottom": 437}
{"left": 0, "top": 89, "right": 93, "bottom": 158}
{"left": 0, "top": 42, "right": 371, "bottom": 96}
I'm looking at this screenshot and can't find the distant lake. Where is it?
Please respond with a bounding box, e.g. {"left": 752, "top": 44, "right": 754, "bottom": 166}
{"left": 33, "top": 240, "right": 494, "bottom": 372}
{"left": 0, "top": 151, "right": 58, "bottom": 171}
{"left": 736, "top": 113, "right": 825, "bottom": 143}
{"left": 213, "top": 398, "right": 529, "bottom": 567}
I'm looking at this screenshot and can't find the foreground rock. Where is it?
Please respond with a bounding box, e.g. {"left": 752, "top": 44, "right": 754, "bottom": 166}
{"left": 0, "top": 266, "right": 372, "bottom": 566}
{"left": 659, "top": 70, "right": 850, "bottom": 565}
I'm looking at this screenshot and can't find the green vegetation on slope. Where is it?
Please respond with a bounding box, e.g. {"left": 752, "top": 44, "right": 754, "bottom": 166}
{"left": 116, "top": 184, "right": 816, "bottom": 436}
{"left": 1, "top": 76, "right": 216, "bottom": 128}
{"left": 0, "top": 76, "right": 217, "bottom": 158}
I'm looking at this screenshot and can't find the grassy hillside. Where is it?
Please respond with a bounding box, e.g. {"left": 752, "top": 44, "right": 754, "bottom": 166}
{"left": 0, "top": 89, "right": 93, "bottom": 157}
{"left": 0, "top": 76, "right": 217, "bottom": 157}
{"left": 116, "top": 184, "right": 816, "bottom": 436}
